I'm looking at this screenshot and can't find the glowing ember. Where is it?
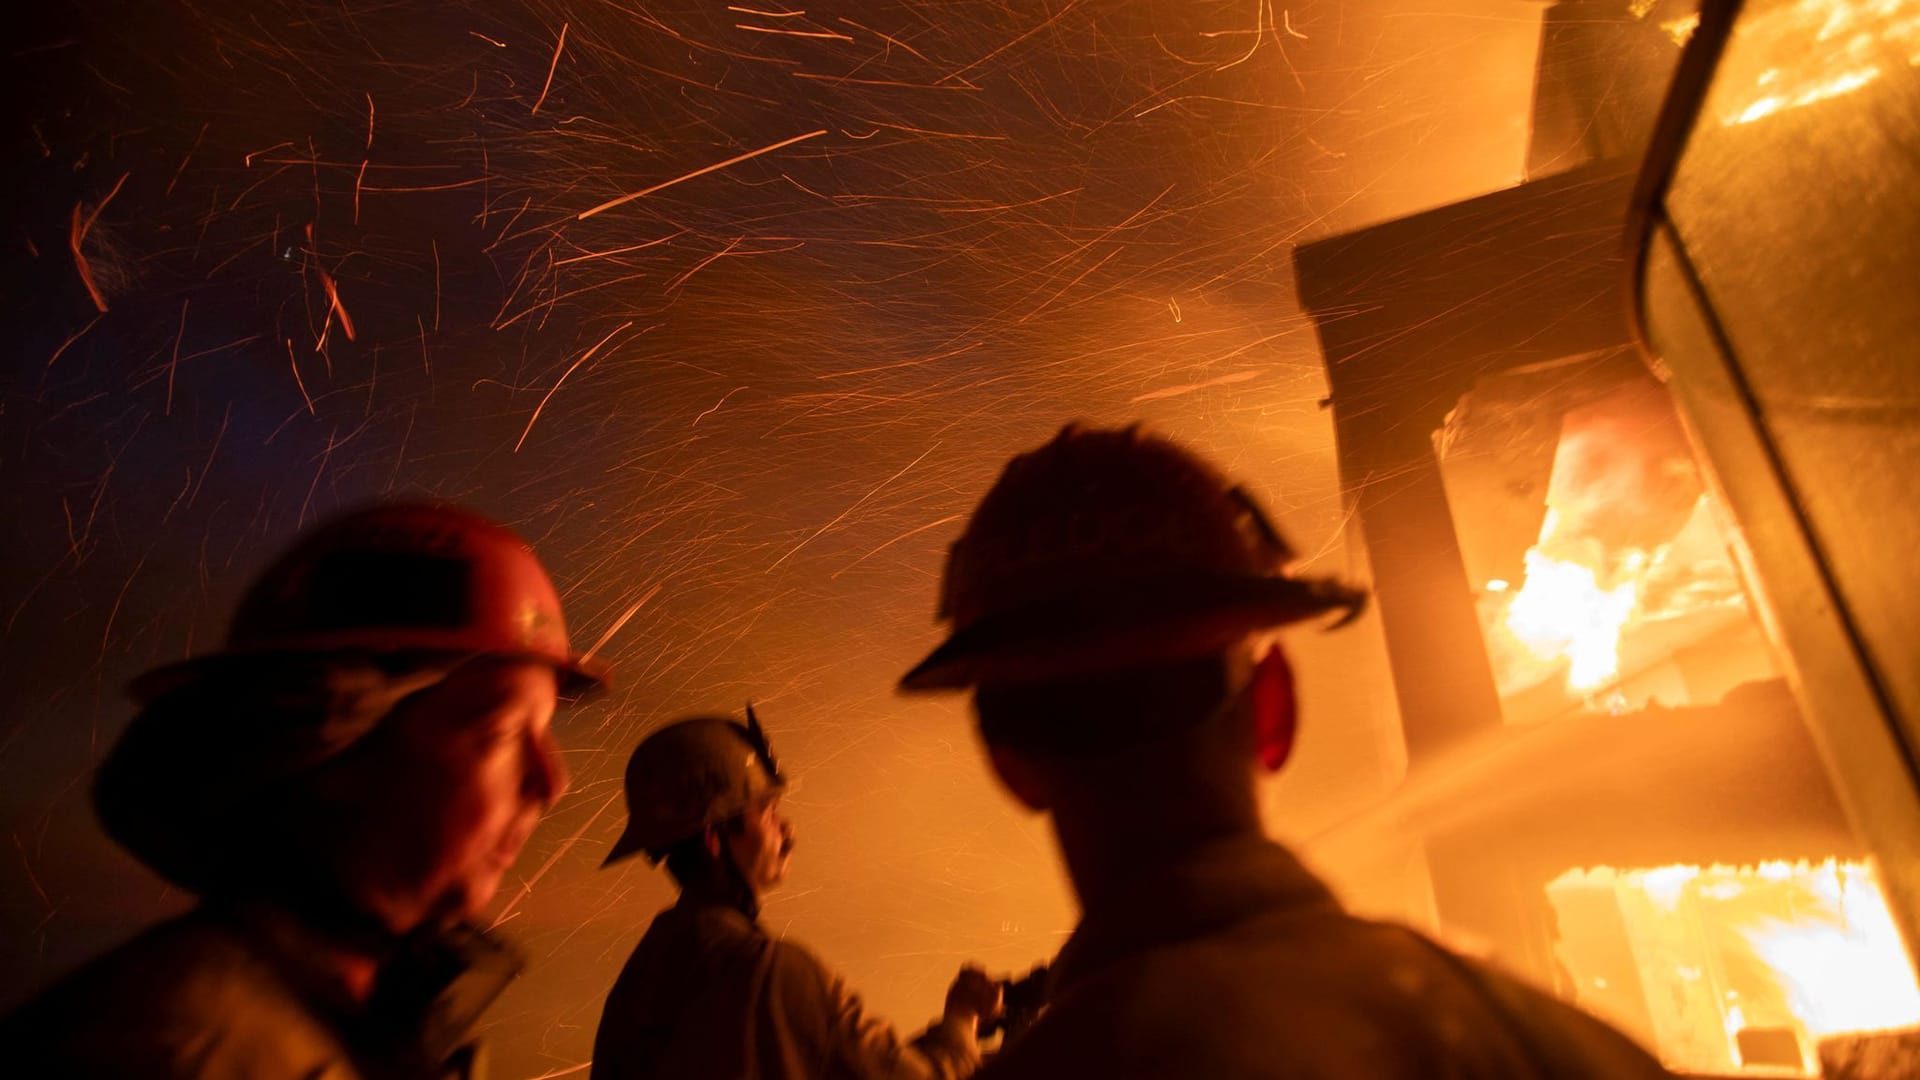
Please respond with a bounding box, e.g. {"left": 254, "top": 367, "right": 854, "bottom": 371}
{"left": 1549, "top": 860, "right": 1920, "bottom": 1076}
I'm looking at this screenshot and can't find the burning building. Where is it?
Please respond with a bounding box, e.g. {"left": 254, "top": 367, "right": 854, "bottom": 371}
{"left": 1293, "top": 0, "right": 1920, "bottom": 1074}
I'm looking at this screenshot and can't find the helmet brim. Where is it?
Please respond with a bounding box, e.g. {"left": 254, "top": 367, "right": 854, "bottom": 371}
{"left": 599, "top": 774, "right": 788, "bottom": 870}
{"left": 128, "top": 639, "right": 610, "bottom": 705}
{"left": 899, "top": 572, "right": 1366, "bottom": 692}
{"left": 599, "top": 826, "right": 654, "bottom": 870}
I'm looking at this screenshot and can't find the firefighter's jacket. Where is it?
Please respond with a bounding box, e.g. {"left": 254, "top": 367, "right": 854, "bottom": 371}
{"left": 0, "top": 904, "right": 517, "bottom": 1080}
{"left": 592, "top": 897, "right": 980, "bottom": 1080}
{"left": 981, "top": 837, "right": 1674, "bottom": 1080}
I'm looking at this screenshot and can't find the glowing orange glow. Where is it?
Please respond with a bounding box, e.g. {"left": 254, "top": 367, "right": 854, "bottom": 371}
{"left": 1662, "top": 12, "right": 1702, "bottom": 45}
{"left": 1550, "top": 860, "right": 1920, "bottom": 1076}
{"left": 1740, "top": 864, "right": 1920, "bottom": 1040}
{"left": 1720, "top": 0, "right": 1919, "bottom": 126}
{"left": 1733, "top": 66, "right": 1882, "bottom": 124}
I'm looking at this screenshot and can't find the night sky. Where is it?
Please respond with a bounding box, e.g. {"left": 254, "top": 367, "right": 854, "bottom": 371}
{"left": 4, "top": 2, "right": 1555, "bottom": 1074}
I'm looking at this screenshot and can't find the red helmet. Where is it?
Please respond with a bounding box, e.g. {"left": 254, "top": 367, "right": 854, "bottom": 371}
{"left": 899, "top": 424, "right": 1365, "bottom": 691}
{"left": 129, "top": 502, "right": 609, "bottom": 701}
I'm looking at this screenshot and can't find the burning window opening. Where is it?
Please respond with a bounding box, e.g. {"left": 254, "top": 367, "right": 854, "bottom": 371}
{"left": 1548, "top": 860, "right": 1920, "bottom": 1076}
{"left": 1440, "top": 372, "right": 1776, "bottom": 721}
{"left": 1421, "top": 369, "right": 1910, "bottom": 1078}
{"left": 1494, "top": 489, "right": 1753, "bottom": 703}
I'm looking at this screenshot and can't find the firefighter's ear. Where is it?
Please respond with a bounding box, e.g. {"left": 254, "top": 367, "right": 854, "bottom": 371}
{"left": 702, "top": 823, "right": 725, "bottom": 860}
{"left": 1248, "top": 644, "right": 1297, "bottom": 773}
{"left": 985, "top": 742, "right": 1051, "bottom": 812}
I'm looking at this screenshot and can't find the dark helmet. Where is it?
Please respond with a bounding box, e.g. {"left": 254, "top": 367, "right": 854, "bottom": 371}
{"left": 899, "top": 424, "right": 1365, "bottom": 692}
{"left": 129, "top": 502, "right": 609, "bottom": 702}
{"left": 603, "top": 707, "right": 785, "bottom": 868}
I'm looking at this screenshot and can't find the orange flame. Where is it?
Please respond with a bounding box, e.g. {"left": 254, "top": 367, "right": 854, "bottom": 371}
{"left": 1550, "top": 860, "right": 1920, "bottom": 1075}
{"left": 1501, "top": 509, "right": 1644, "bottom": 693}
{"left": 1737, "top": 862, "right": 1920, "bottom": 1040}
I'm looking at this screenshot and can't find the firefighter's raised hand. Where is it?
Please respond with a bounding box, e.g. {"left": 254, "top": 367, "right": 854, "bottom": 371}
{"left": 942, "top": 964, "right": 1004, "bottom": 1030}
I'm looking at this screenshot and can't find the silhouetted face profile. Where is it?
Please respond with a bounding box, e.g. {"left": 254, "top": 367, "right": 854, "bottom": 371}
{"left": 321, "top": 660, "right": 567, "bottom": 929}
{"left": 726, "top": 795, "right": 794, "bottom": 894}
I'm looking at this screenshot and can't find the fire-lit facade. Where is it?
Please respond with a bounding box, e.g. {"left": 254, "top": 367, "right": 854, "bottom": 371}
{"left": 1295, "top": 0, "right": 1920, "bottom": 1075}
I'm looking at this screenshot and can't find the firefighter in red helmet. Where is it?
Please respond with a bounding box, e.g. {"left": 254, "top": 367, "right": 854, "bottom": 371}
{"left": 1, "top": 503, "right": 608, "bottom": 1079}
{"left": 901, "top": 424, "right": 1674, "bottom": 1080}
{"left": 592, "top": 709, "right": 1001, "bottom": 1080}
